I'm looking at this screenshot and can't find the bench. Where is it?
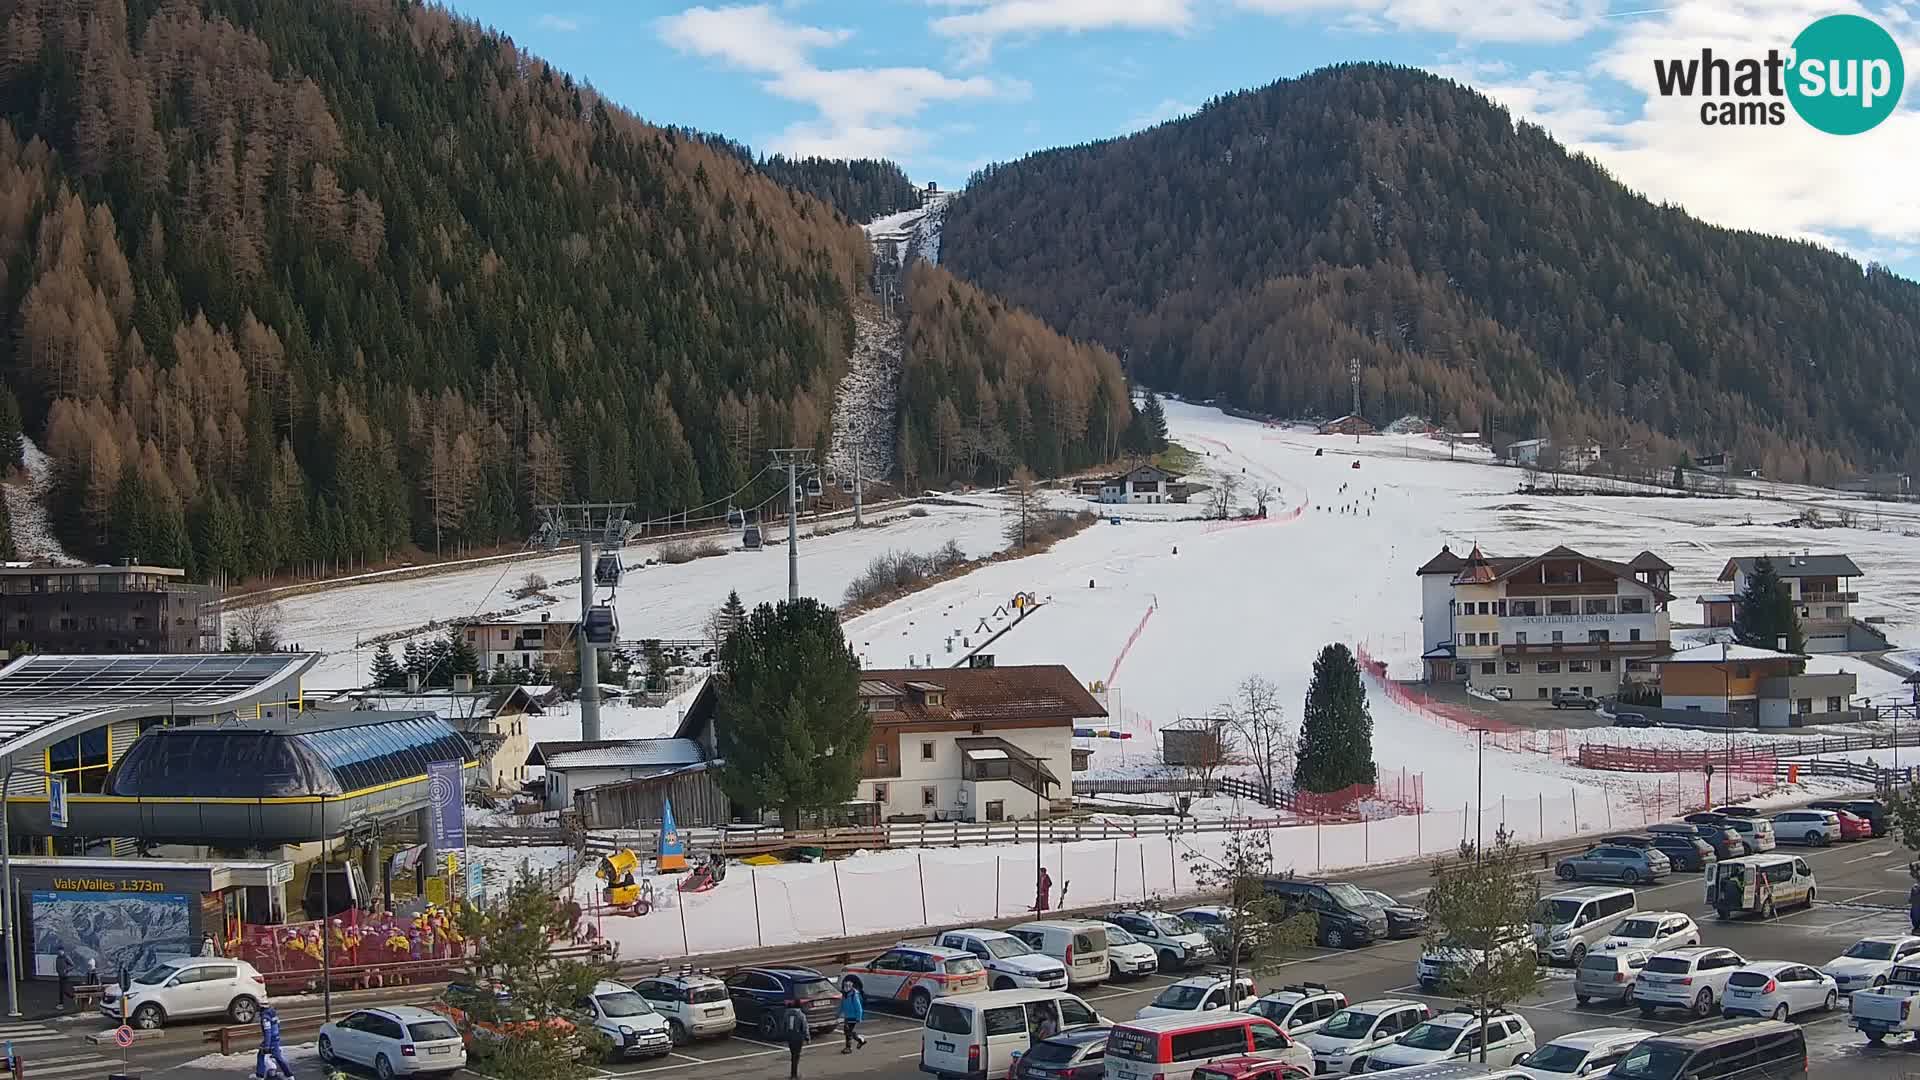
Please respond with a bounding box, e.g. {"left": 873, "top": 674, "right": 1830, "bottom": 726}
{"left": 70, "top": 984, "right": 106, "bottom": 1011}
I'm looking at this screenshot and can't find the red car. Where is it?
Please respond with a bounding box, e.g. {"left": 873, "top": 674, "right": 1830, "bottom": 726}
{"left": 1190, "top": 1056, "right": 1312, "bottom": 1080}
{"left": 1835, "top": 809, "right": 1873, "bottom": 841}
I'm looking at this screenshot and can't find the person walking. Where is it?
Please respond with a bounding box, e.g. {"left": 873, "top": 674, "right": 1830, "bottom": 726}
{"left": 839, "top": 981, "right": 867, "bottom": 1053}
{"left": 782, "top": 1001, "right": 809, "bottom": 1079}
{"left": 54, "top": 950, "right": 72, "bottom": 1011}
{"left": 1034, "top": 867, "right": 1053, "bottom": 913}
{"left": 1908, "top": 877, "right": 1920, "bottom": 934}
{"left": 255, "top": 1004, "right": 293, "bottom": 1079}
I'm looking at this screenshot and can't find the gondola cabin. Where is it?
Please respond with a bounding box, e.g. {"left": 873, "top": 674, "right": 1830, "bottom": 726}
{"left": 583, "top": 605, "right": 619, "bottom": 645}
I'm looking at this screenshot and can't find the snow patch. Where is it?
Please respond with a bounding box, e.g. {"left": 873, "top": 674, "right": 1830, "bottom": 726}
{"left": 2, "top": 439, "right": 80, "bottom": 564}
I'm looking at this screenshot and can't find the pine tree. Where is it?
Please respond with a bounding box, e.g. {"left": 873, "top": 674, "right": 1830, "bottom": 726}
{"left": 713, "top": 598, "right": 870, "bottom": 828}
{"left": 0, "top": 387, "right": 22, "bottom": 472}
{"left": 0, "top": 494, "right": 12, "bottom": 561}
{"left": 1733, "top": 557, "right": 1805, "bottom": 654}
{"left": 1139, "top": 392, "right": 1169, "bottom": 452}
{"left": 402, "top": 639, "right": 424, "bottom": 684}
{"left": 1295, "top": 643, "right": 1376, "bottom": 793}
{"left": 369, "top": 642, "right": 404, "bottom": 689}
{"left": 446, "top": 627, "right": 480, "bottom": 681}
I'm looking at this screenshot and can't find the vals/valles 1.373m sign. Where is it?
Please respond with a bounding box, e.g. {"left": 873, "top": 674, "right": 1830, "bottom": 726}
{"left": 1653, "top": 14, "right": 1906, "bottom": 133}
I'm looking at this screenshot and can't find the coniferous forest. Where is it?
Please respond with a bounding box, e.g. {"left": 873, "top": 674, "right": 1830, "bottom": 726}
{"left": 0, "top": 0, "right": 1116, "bottom": 583}
{"left": 942, "top": 63, "right": 1920, "bottom": 483}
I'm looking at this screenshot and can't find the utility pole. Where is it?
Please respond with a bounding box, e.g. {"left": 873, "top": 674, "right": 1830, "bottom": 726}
{"left": 578, "top": 537, "right": 599, "bottom": 739}
{"left": 853, "top": 443, "right": 863, "bottom": 528}
{"left": 536, "top": 502, "right": 631, "bottom": 743}
{"left": 1348, "top": 358, "right": 1361, "bottom": 446}
{"left": 770, "top": 450, "right": 814, "bottom": 602}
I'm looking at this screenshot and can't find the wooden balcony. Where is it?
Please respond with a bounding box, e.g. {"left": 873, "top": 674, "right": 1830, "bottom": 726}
{"left": 1501, "top": 641, "right": 1666, "bottom": 656}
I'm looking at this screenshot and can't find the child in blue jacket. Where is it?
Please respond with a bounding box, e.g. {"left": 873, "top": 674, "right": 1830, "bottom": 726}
{"left": 839, "top": 980, "right": 867, "bottom": 1052}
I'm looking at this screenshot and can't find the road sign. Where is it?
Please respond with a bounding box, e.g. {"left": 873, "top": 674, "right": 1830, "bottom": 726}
{"left": 47, "top": 776, "right": 66, "bottom": 829}
{"left": 114, "top": 1025, "right": 133, "bottom": 1048}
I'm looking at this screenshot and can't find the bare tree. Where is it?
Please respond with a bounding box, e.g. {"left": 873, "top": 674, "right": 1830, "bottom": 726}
{"left": 230, "top": 600, "right": 285, "bottom": 652}
{"left": 1163, "top": 716, "right": 1238, "bottom": 791}
{"left": 1221, "top": 675, "right": 1294, "bottom": 802}
{"left": 1003, "top": 465, "right": 1046, "bottom": 548}
{"left": 1249, "top": 482, "right": 1275, "bottom": 518}
{"left": 1207, "top": 468, "right": 1242, "bottom": 520}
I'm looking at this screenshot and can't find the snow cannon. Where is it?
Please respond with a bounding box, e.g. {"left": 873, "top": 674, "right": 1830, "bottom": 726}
{"left": 598, "top": 849, "right": 643, "bottom": 908}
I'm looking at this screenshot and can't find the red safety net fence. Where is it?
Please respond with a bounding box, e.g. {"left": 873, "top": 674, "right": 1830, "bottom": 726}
{"left": 1354, "top": 644, "right": 1571, "bottom": 759}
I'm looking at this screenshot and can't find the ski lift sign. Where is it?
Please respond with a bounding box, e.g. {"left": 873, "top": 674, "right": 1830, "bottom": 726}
{"left": 47, "top": 776, "right": 67, "bottom": 830}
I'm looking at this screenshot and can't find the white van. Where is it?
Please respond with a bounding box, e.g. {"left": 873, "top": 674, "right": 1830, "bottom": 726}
{"left": 1531, "top": 887, "right": 1637, "bottom": 965}
{"left": 1008, "top": 921, "right": 1111, "bottom": 988}
{"left": 921, "top": 989, "right": 1107, "bottom": 1080}
{"left": 1706, "top": 853, "right": 1815, "bottom": 919}
{"left": 1103, "top": 1012, "right": 1311, "bottom": 1080}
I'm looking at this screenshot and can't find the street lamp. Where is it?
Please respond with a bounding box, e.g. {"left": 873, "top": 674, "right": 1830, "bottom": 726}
{"left": 1722, "top": 641, "right": 1732, "bottom": 807}
{"left": 1472, "top": 728, "right": 1488, "bottom": 857}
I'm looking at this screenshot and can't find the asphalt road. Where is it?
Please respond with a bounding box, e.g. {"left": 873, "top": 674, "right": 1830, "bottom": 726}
{"left": 44, "top": 833, "right": 1920, "bottom": 1080}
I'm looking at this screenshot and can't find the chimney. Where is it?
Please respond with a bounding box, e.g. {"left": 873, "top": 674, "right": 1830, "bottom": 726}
{"left": 407, "top": 672, "right": 421, "bottom": 693}
{"left": 454, "top": 673, "right": 473, "bottom": 693}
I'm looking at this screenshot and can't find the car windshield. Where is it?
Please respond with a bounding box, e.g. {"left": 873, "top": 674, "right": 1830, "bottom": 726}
{"left": 1398, "top": 1022, "right": 1464, "bottom": 1051}
{"left": 1150, "top": 914, "right": 1194, "bottom": 936}
{"left": 136, "top": 964, "right": 180, "bottom": 986}
{"left": 1247, "top": 999, "right": 1290, "bottom": 1023}
{"left": 1644, "top": 956, "right": 1694, "bottom": 974}
{"left": 1613, "top": 918, "right": 1659, "bottom": 939}
{"left": 1324, "top": 883, "right": 1372, "bottom": 910}
{"left": 1611, "top": 1045, "right": 1689, "bottom": 1080}
{"left": 1151, "top": 984, "right": 1210, "bottom": 1010}
{"left": 1847, "top": 941, "right": 1898, "bottom": 960}
{"left": 597, "top": 991, "right": 654, "bottom": 1018}
{"left": 1523, "top": 1044, "right": 1591, "bottom": 1073}
{"left": 984, "top": 938, "right": 1032, "bottom": 959}
{"left": 1580, "top": 954, "right": 1626, "bottom": 972}
{"left": 1535, "top": 899, "right": 1582, "bottom": 924}
{"left": 1363, "top": 891, "right": 1396, "bottom": 908}
{"left": 1104, "top": 926, "right": 1137, "bottom": 946}
{"left": 408, "top": 1020, "right": 462, "bottom": 1042}
{"left": 1319, "top": 1010, "right": 1378, "bottom": 1039}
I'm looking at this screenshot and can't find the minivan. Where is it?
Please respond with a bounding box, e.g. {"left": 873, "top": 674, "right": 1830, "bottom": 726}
{"left": 1531, "top": 887, "right": 1637, "bottom": 965}
{"left": 1009, "top": 921, "right": 1112, "bottom": 988}
{"left": 1103, "top": 1012, "right": 1311, "bottom": 1080}
{"left": 1605, "top": 1018, "right": 1804, "bottom": 1079}
{"left": 1262, "top": 879, "right": 1390, "bottom": 949}
{"left": 1705, "top": 854, "right": 1815, "bottom": 920}
{"left": 922, "top": 990, "right": 1107, "bottom": 1080}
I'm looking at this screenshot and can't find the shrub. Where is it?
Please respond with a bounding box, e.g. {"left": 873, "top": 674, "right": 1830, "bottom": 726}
{"left": 659, "top": 539, "right": 725, "bottom": 565}
{"left": 843, "top": 544, "right": 970, "bottom": 606}
{"left": 908, "top": 505, "right": 929, "bottom": 517}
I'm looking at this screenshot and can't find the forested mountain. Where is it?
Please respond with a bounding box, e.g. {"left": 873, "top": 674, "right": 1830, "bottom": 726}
{"left": 0, "top": 0, "right": 1113, "bottom": 585}
{"left": 672, "top": 131, "right": 923, "bottom": 222}
{"left": 942, "top": 63, "right": 1920, "bottom": 482}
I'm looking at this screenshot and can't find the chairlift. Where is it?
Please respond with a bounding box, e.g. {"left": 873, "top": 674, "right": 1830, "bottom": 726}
{"left": 805, "top": 475, "right": 823, "bottom": 498}
{"left": 726, "top": 506, "right": 745, "bottom": 529}
{"left": 594, "top": 551, "right": 623, "bottom": 587}
{"left": 583, "top": 605, "right": 619, "bottom": 646}
{"left": 741, "top": 525, "right": 763, "bottom": 550}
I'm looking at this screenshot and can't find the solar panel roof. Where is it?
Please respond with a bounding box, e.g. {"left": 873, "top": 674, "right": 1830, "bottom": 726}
{"left": 0, "top": 653, "right": 318, "bottom": 750}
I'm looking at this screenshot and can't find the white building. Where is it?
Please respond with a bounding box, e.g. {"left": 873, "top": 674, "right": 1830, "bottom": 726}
{"left": 529, "top": 737, "right": 707, "bottom": 810}
{"left": 1710, "top": 554, "right": 1870, "bottom": 653}
{"left": 1098, "top": 465, "right": 1181, "bottom": 504}
{"left": 461, "top": 612, "right": 578, "bottom": 671}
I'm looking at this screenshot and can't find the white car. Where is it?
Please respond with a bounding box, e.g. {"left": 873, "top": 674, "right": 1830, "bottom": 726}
{"left": 1632, "top": 947, "right": 1746, "bottom": 1019}
{"left": 936, "top": 928, "right": 1068, "bottom": 990}
{"left": 1512, "top": 1027, "right": 1652, "bottom": 1078}
{"left": 1771, "top": 809, "right": 1841, "bottom": 846}
{"left": 633, "top": 969, "right": 737, "bottom": 1042}
{"left": 1822, "top": 936, "right": 1920, "bottom": 994}
{"left": 1097, "top": 921, "right": 1160, "bottom": 979}
{"left": 1597, "top": 912, "right": 1700, "bottom": 955}
{"left": 1417, "top": 928, "right": 1534, "bottom": 992}
{"left": 1244, "top": 983, "right": 1348, "bottom": 1036}
{"left": 571, "top": 980, "right": 673, "bottom": 1060}
{"left": 1490, "top": 687, "right": 1514, "bottom": 701}
{"left": 1297, "top": 999, "right": 1430, "bottom": 1075}
{"left": 100, "top": 957, "right": 270, "bottom": 1029}
{"left": 1719, "top": 960, "right": 1839, "bottom": 1020}
{"left": 320, "top": 1005, "right": 466, "bottom": 1078}
{"left": 1105, "top": 909, "right": 1217, "bottom": 970}
{"left": 1134, "top": 975, "right": 1257, "bottom": 1019}
{"left": 1361, "top": 1008, "right": 1536, "bottom": 1071}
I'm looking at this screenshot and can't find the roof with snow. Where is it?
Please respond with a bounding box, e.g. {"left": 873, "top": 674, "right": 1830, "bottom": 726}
{"left": 527, "top": 737, "right": 705, "bottom": 771}
{"left": 0, "top": 652, "right": 316, "bottom": 757}
{"left": 1659, "top": 644, "right": 1804, "bottom": 664}
{"left": 1719, "top": 555, "right": 1863, "bottom": 581}
{"left": 319, "top": 685, "right": 544, "bottom": 722}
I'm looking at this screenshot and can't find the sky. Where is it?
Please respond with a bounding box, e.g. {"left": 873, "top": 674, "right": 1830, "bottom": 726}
{"left": 451, "top": 0, "right": 1920, "bottom": 278}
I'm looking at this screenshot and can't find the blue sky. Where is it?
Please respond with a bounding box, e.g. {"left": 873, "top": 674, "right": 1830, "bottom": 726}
{"left": 451, "top": 1, "right": 1920, "bottom": 277}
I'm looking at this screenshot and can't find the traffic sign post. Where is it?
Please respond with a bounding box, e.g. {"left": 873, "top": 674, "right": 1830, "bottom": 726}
{"left": 46, "top": 777, "right": 66, "bottom": 830}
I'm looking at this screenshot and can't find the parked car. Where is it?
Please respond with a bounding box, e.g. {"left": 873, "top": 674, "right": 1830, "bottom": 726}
{"left": 1610, "top": 712, "right": 1656, "bottom": 729}
{"left": 1189, "top": 1055, "right": 1313, "bottom": 1080}
{"left": 1848, "top": 961, "right": 1920, "bottom": 1045}
{"left": 1609, "top": 1020, "right": 1805, "bottom": 1079}
{"left": 1575, "top": 949, "right": 1654, "bottom": 1008}
{"left": 1552, "top": 691, "right": 1599, "bottom": 710}
{"left": 1245, "top": 984, "right": 1348, "bottom": 1036}
{"left": 1419, "top": 928, "right": 1535, "bottom": 992}
{"left": 1359, "top": 889, "right": 1429, "bottom": 939}
{"left": 1710, "top": 806, "right": 1762, "bottom": 819}
{"left": 1180, "top": 906, "right": 1257, "bottom": 960}
{"left": 1361, "top": 1008, "right": 1536, "bottom": 1070}
{"left": 1136, "top": 975, "right": 1258, "bottom": 1020}
{"left": 100, "top": 957, "right": 269, "bottom": 1029}
{"left": 1598, "top": 912, "right": 1701, "bottom": 956}
{"left": 843, "top": 946, "right": 987, "bottom": 1021}
{"left": 319, "top": 1006, "right": 466, "bottom": 1079}
{"left": 1644, "top": 832, "right": 1716, "bottom": 872}
{"left": 1533, "top": 887, "right": 1639, "bottom": 966}
{"left": 1822, "top": 936, "right": 1920, "bottom": 994}
{"left": 1489, "top": 687, "right": 1514, "bottom": 701}
{"left": 1105, "top": 1012, "right": 1310, "bottom": 1080}
{"left": 1706, "top": 854, "right": 1815, "bottom": 920}
{"left": 1769, "top": 809, "right": 1841, "bottom": 846}
{"left": 1718, "top": 815, "right": 1776, "bottom": 852}
{"left": 1006, "top": 920, "right": 1112, "bottom": 988}
{"left": 1512, "top": 1027, "right": 1653, "bottom": 1079}
{"left": 1095, "top": 922, "right": 1161, "bottom": 981}
{"left": 923, "top": 990, "right": 1106, "bottom": 1080}
{"left": 570, "top": 980, "right": 673, "bottom": 1061}
{"left": 1105, "top": 910, "right": 1217, "bottom": 971}
{"left": 633, "top": 969, "right": 737, "bottom": 1043}
{"left": 725, "top": 966, "right": 845, "bottom": 1034}
{"left": 1632, "top": 947, "right": 1746, "bottom": 1019}
{"left": 1598, "top": 834, "right": 1657, "bottom": 850}
{"left": 937, "top": 928, "right": 1070, "bottom": 991}
{"left": 1833, "top": 810, "right": 1874, "bottom": 841}
{"left": 1719, "top": 961, "right": 1838, "bottom": 1020}
{"left": 1647, "top": 822, "right": 1744, "bottom": 860}
{"left": 1296, "top": 999, "right": 1430, "bottom": 1075}
{"left": 1555, "top": 845, "right": 1671, "bottom": 886}
{"left": 1809, "top": 798, "right": 1889, "bottom": 837}
{"left": 1262, "top": 879, "right": 1391, "bottom": 949}
{"left": 1013, "top": 1025, "right": 1112, "bottom": 1080}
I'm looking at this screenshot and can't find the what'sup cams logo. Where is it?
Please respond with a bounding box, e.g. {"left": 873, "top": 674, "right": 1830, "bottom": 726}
{"left": 1653, "top": 14, "right": 1905, "bottom": 133}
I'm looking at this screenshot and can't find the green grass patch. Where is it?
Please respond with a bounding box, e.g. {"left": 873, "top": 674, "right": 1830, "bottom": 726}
{"left": 1154, "top": 442, "right": 1202, "bottom": 475}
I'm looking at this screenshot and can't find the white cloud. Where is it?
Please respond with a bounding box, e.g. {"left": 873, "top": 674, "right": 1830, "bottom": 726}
{"left": 1453, "top": 0, "right": 1920, "bottom": 259}
{"left": 1124, "top": 97, "right": 1198, "bottom": 131}
{"left": 1235, "top": 0, "right": 1606, "bottom": 43}
{"left": 535, "top": 13, "right": 586, "bottom": 33}
{"left": 929, "top": 0, "right": 1199, "bottom": 64}
{"left": 658, "top": 4, "right": 1011, "bottom": 158}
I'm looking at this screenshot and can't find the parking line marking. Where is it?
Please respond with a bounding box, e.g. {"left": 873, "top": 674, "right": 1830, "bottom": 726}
{"left": 1847, "top": 850, "right": 1895, "bottom": 864}
{"left": 666, "top": 1053, "right": 706, "bottom": 1063}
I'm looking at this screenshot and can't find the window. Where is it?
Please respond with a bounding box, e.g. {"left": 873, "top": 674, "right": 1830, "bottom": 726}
{"left": 983, "top": 1007, "right": 1027, "bottom": 1036}
{"left": 873, "top": 783, "right": 889, "bottom": 802}
{"left": 1827, "top": 696, "right": 1843, "bottom": 713}
{"left": 1458, "top": 633, "right": 1469, "bottom": 646}
{"left": 1552, "top": 630, "right": 1564, "bottom": 643}
{"left": 922, "top": 785, "right": 938, "bottom": 807}
{"left": 1491, "top": 633, "right": 1499, "bottom": 645}
{"left": 1589, "top": 629, "right": 1610, "bottom": 643}
{"left": 1477, "top": 633, "right": 1491, "bottom": 646}
{"left": 1171, "top": 1027, "right": 1248, "bottom": 1062}
{"left": 1511, "top": 601, "right": 1539, "bottom": 616}
{"left": 921, "top": 741, "right": 936, "bottom": 761}
{"left": 1549, "top": 600, "right": 1574, "bottom": 615}
{"left": 1506, "top": 662, "right": 1521, "bottom": 674}
{"left": 1058, "top": 998, "right": 1097, "bottom": 1028}
{"left": 1568, "top": 660, "right": 1591, "bottom": 673}
{"left": 1619, "top": 597, "right": 1645, "bottom": 613}
{"left": 1480, "top": 662, "right": 1496, "bottom": 675}
{"left": 1537, "top": 688, "right": 1550, "bottom": 699}
{"left": 876, "top": 744, "right": 889, "bottom": 765}
{"left": 1495, "top": 601, "right": 1508, "bottom": 616}
{"left": 1250, "top": 1025, "right": 1291, "bottom": 1052}
{"left": 1629, "top": 628, "right": 1641, "bottom": 642}
{"left": 1797, "top": 698, "right": 1813, "bottom": 714}
{"left": 1584, "top": 599, "right": 1613, "bottom": 615}
{"left": 1515, "top": 632, "right": 1528, "bottom": 645}
{"left": 1600, "top": 660, "right": 1613, "bottom": 672}
{"left": 1537, "top": 661, "right": 1561, "bottom": 673}
{"left": 1734, "top": 664, "right": 1751, "bottom": 678}
{"left": 1826, "top": 606, "right": 1843, "bottom": 619}
{"left": 984, "top": 800, "right": 1004, "bottom": 821}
